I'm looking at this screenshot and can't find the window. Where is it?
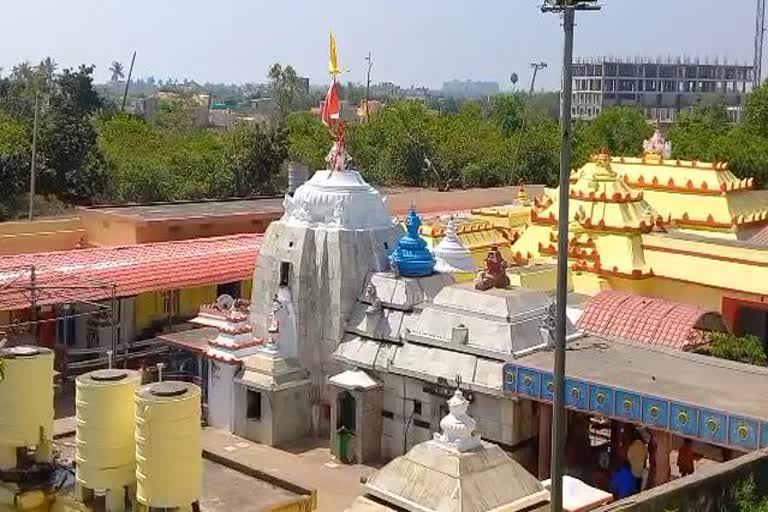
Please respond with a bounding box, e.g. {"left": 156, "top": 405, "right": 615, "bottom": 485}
{"left": 382, "top": 410, "right": 394, "bottom": 419}
{"left": 247, "top": 390, "right": 262, "bottom": 420}
{"left": 279, "top": 262, "right": 291, "bottom": 287}
{"left": 413, "top": 400, "right": 422, "bottom": 416}
{"left": 161, "top": 290, "right": 179, "bottom": 317}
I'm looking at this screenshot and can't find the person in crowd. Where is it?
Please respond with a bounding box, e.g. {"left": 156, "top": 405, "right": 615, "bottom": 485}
{"left": 677, "top": 438, "right": 698, "bottom": 477}
{"left": 609, "top": 459, "right": 638, "bottom": 499}
{"left": 626, "top": 428, "right": 648, "bottom": 491}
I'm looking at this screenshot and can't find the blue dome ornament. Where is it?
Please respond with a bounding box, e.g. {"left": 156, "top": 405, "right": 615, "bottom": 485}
{"left": 389, "top": 208, "right": 435, "bottom": 277}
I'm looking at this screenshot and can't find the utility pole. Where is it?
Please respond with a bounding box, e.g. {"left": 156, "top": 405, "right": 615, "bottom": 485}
{"left": 364, "top": 52, "right": 373, "bottom": 120}
{"left": 755, "top": 0, "right": 766, "bottom": 87}
{"left": 511, "top": 62, "right": 547, "bottom": 181}
{"left": 541, "top": 2, "right": 600, "bottom": 512}
{"left": 28, "top": 91, "right": 40, "bottom": 222}
{"left": 121, "top": 51, "right": 137, "bottom": 111}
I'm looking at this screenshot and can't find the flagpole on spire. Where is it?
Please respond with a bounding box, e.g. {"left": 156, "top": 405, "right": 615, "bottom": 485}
{"left": 321, "top": 31, "right": 346, "bottom": 175}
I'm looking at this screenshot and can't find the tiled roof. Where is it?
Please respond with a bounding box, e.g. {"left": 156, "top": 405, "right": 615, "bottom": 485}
{"left": 747, "top": 224, "right": 768, "bottom": 247}
{"left": 0, "top": 234, "right": 262, "bottom": 310}
{"left": 576, "top": 290, "right": 721, "bottom": 350}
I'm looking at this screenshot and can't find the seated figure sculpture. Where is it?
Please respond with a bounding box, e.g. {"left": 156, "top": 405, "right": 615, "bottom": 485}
{"left": 474, "top": 245, "right": 510, "bottom": 291}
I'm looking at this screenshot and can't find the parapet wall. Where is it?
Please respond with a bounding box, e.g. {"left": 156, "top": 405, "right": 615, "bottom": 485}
{"left": 596, "top": 449, "right": 768, "bottom": 512}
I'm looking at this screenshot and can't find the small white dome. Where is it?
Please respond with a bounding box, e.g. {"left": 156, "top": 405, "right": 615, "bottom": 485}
{"left": 281, "top": 170, "right": 394, "bottom": 229}
{"left": 432, "top": 219, "right": 475, "bottom": 274}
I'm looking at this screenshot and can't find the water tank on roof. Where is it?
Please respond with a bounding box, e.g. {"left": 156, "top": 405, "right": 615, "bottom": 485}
{"left": 75, "top": 368, "right": 141, "bottom": 511}
{"left": 135, "top": 381, "right": 202, "bottom": 510}
{"left": 287, "top": 161, "right": 309, "bottom": 196}
{"left": 0, "top": 346, "right": 54, "bottom": 471}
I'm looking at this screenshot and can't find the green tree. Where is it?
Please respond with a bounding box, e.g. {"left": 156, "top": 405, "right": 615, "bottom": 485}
{"left": 668, "top": 100, "right": 730, "bottom": 160}
{"left": 697, "top": 332, "right": 767, "bottom": 366}
{"left": 735, "top": 476, "right": 768, "bottom": 512}
{"left": 267, "top": 63, "right": 305, "bottom": 118}
{"left": 489, "top": 94, "right": 524, "bottom": 137}
{"left": 37, "top": 65, "right": 106, "bottom": 202}
{"left": 584, "top": 106, "right": 652, "bottom": 156}
{"left": 744, "top": 83, "right": 768, "bottom": 136}
{"left": 224, "top": 121, "right": 287, "bottom": 196}
{"left": 286, "top": 111, "right": 331, "bottom": 170}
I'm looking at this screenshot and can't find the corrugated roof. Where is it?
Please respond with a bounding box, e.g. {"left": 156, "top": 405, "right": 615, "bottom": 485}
{"left": 0, "top": 234, "right": 262, "bottom": 310}
{"left": 576, "top": 290, "right": 723, "bottom": 350}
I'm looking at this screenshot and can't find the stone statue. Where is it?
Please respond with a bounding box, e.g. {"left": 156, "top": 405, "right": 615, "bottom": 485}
{"left": 363, "top": 282, "right": 382, "bottom": 314}
{"left": 643, "top": 129, "right": 672, "bottom": 159}
{"left": 266, "top": 294, "right": 283, "bottom": 350}
{"left": 433, "top": 389, "right": 482, "bottom": 452}
{"left": 473, "top": 246, "right": 510, "bottom": 291}
{"left": 326, "top": 141, "right": 350, "bottom": 173}
{"left": 282, "top": 194, "right": 312, "bottom": 224}
{"left": 331, "top": 197, "right": 347, "bottom": 226}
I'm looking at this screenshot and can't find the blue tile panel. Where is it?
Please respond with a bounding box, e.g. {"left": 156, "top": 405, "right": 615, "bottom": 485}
{"left": 500, "top": 363, "right": 768, "bottom": 451}
{"left": 670, "top": 403, "right": 699, "bottom": 437}
{"left": 642, "top": 397, "right": 669, "bottom": 429}
{"left": 541, "top": 373, "right": 555, "bottom": 401}
{"left": 516, "top": 368, "right": 541, "bottom": 399}
{"left": 698, "top": 410, "right": 727, "bottom": 445}
{"left": 615, "top": 391, "right": 642, "bottom": 422}
{"left": 565, "top": 379, "right": 588, "bottom": 410}
{"left": 589, "top": 385, "right": 614, "bottom": 417}
{"left": 729, "top": 417, "right": 759, "bottom": 450}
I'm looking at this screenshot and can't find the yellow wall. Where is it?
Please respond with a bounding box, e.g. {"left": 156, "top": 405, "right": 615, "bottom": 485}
{"left": 179, "top": 285, "right": 216, "bottom": 317}
{"left": 241, "top": 279, "right": 253, "bottom": 300}
{"left": 0, "top": 217, "right": 84, "bottom": 255}
{"left": 134, "top": 292, "right": 162, "bottom": 332}
{"left": 79, "top": 214, "right": 139, "bottom": 247}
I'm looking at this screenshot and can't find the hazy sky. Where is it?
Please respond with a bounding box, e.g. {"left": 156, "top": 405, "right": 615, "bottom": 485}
{"left": 1, "top": 0, "right": 758, "bottom": 91}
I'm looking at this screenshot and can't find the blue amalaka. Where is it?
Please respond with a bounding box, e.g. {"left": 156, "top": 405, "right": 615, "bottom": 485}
{"left": 389, "top": 208, "right": 435, "bottom": 277}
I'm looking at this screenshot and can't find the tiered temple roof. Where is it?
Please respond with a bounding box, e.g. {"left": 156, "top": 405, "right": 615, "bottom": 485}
{"left": 604, "top": 131, "right": 768, "bottom": 234}
{"left": 515, "top": 154, "right": 655, "bottom": 278}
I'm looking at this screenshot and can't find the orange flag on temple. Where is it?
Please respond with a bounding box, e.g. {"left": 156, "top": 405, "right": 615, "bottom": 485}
{"left": 321, "top": 32, "right": 341, "bottom": 128}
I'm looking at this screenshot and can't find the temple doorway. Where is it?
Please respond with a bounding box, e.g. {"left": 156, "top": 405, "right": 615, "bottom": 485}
{"left": 337, "top": 391, "right": 357, "bottom": 432}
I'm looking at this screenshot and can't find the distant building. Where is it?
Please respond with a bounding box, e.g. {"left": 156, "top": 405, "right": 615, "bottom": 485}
{"left": 441, "top": 79, "right": 500, "bottom": 98}
{"left": 133, "top": 91, "right": 211, "bottom": 128}
{"left": 572, "top": 57, "right": 754, "bottom": 123}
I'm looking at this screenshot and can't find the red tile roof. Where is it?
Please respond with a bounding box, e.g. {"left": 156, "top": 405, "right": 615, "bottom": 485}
{"left": 0, "top": 235, "right": 262, "bottom": 310}
{"left": 576, "top": 291, "right": 724, "bottom": 350}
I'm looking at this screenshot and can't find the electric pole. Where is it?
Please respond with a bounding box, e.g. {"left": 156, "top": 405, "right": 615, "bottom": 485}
{"left": 755, "top": 0, "right": 766, "bottom": 87}
{"left": 122, "top": 51, "right": 137, "bottom": 111}
{"left": 364, "top": 52, "right": 373, "bottom": 120}
{"left": 541, "top": 2, "right": 600, "bottom": 512}
{"left": 511, "top": 62, "right": 547, "bottom": 182}
{"left": 28, "top": 91, "right": 40, "bottom": 222}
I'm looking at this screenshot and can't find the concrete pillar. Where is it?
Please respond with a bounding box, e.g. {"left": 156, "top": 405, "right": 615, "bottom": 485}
{"left": 538, "top": 403, "right": 552, "bottom": 479}
{"left": 649, "top": 430, "right": 672, "bottom": 488}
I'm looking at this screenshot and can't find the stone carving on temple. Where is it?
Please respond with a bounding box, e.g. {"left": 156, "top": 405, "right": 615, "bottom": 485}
{"left": 363, "top": 282, "right": 382, "bottom": 314}
{"left": 433, "top": 389, "right": 482, "bottom": 452}
{"left": 643, "top": 129, "right": 672, "bottom": 159}
{"left": 474, "top": 245, "right": 510, "bottom": 291}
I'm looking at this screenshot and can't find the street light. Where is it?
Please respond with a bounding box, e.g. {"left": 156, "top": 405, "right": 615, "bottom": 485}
{"left": 541, "top": 2, "right": 601, "bottom": 512}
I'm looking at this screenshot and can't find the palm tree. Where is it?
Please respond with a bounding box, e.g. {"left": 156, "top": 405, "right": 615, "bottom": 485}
{"left": 109, "top": 61, "right": 124, "bottom": 83}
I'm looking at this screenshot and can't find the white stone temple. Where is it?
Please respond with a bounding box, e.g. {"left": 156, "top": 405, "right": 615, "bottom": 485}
{"left": 249, "top": 159, "right": 404, "bottom": 434}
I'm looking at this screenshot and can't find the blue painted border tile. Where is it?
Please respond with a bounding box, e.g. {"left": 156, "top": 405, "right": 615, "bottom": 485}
{"left": 565, "top": 379, "right": 588, "bottom": 411}
{"left": 516, "top": 368, "right": 541, "bottom": 399}
{"left": 642, "top": 397, "right": 669, "bottom": 429}
{"left": 615, "top": 390, "right": 642, "bottom": 422}
{"left": 698, "top": 410, "right": 727, "bottom": 445}
{"left": 729, "top": 416, "right": 759, "bottom": 450}
{"left": 670, "top": 403, "right": 699, "bottom": 437}
{"left": 589, "top": 385, "right": 614, "bottom": 416}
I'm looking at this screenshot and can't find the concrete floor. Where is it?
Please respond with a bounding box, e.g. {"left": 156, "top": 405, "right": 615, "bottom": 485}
{"left": 202, "top": 428, "right": 378, "bottom": 512}
{"left": 200, "top": 459, "right": 297, "bottom": 512}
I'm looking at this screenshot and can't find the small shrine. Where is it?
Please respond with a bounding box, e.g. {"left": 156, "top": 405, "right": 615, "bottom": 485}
{"left": 344, "top": 388, "right": 551, "bottom": 512}
{"left": 389, "top": 208, "right": 435, "bottom": 277}
{"left": 191, "top": 295, "right": 263, "bottom": 364}
{"left": 474, "top": 245, "right": 511, "bottom": 290}
{"left": 642, "top": 129, "right": 672, "bottom": 160}
{"left": 431, "top": 217, "right": 476, "bottom": 277}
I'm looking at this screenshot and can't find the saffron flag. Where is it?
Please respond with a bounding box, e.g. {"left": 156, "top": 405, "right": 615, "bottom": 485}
{"left": 321, "top": 80, "right": 340, "bottom": 128}
{"left": 328, "top": 32, "right": 340, "bottom": 75}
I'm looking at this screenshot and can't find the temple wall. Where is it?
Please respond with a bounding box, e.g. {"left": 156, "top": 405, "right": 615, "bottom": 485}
{"left": 250, "top": 221, "right": 402, "bottom": 434}
{"left": 376, "top": 372, "right": 535, "bottom": 463}
{"left": 595, "top": 449, "right": 768, "bottom": 512}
